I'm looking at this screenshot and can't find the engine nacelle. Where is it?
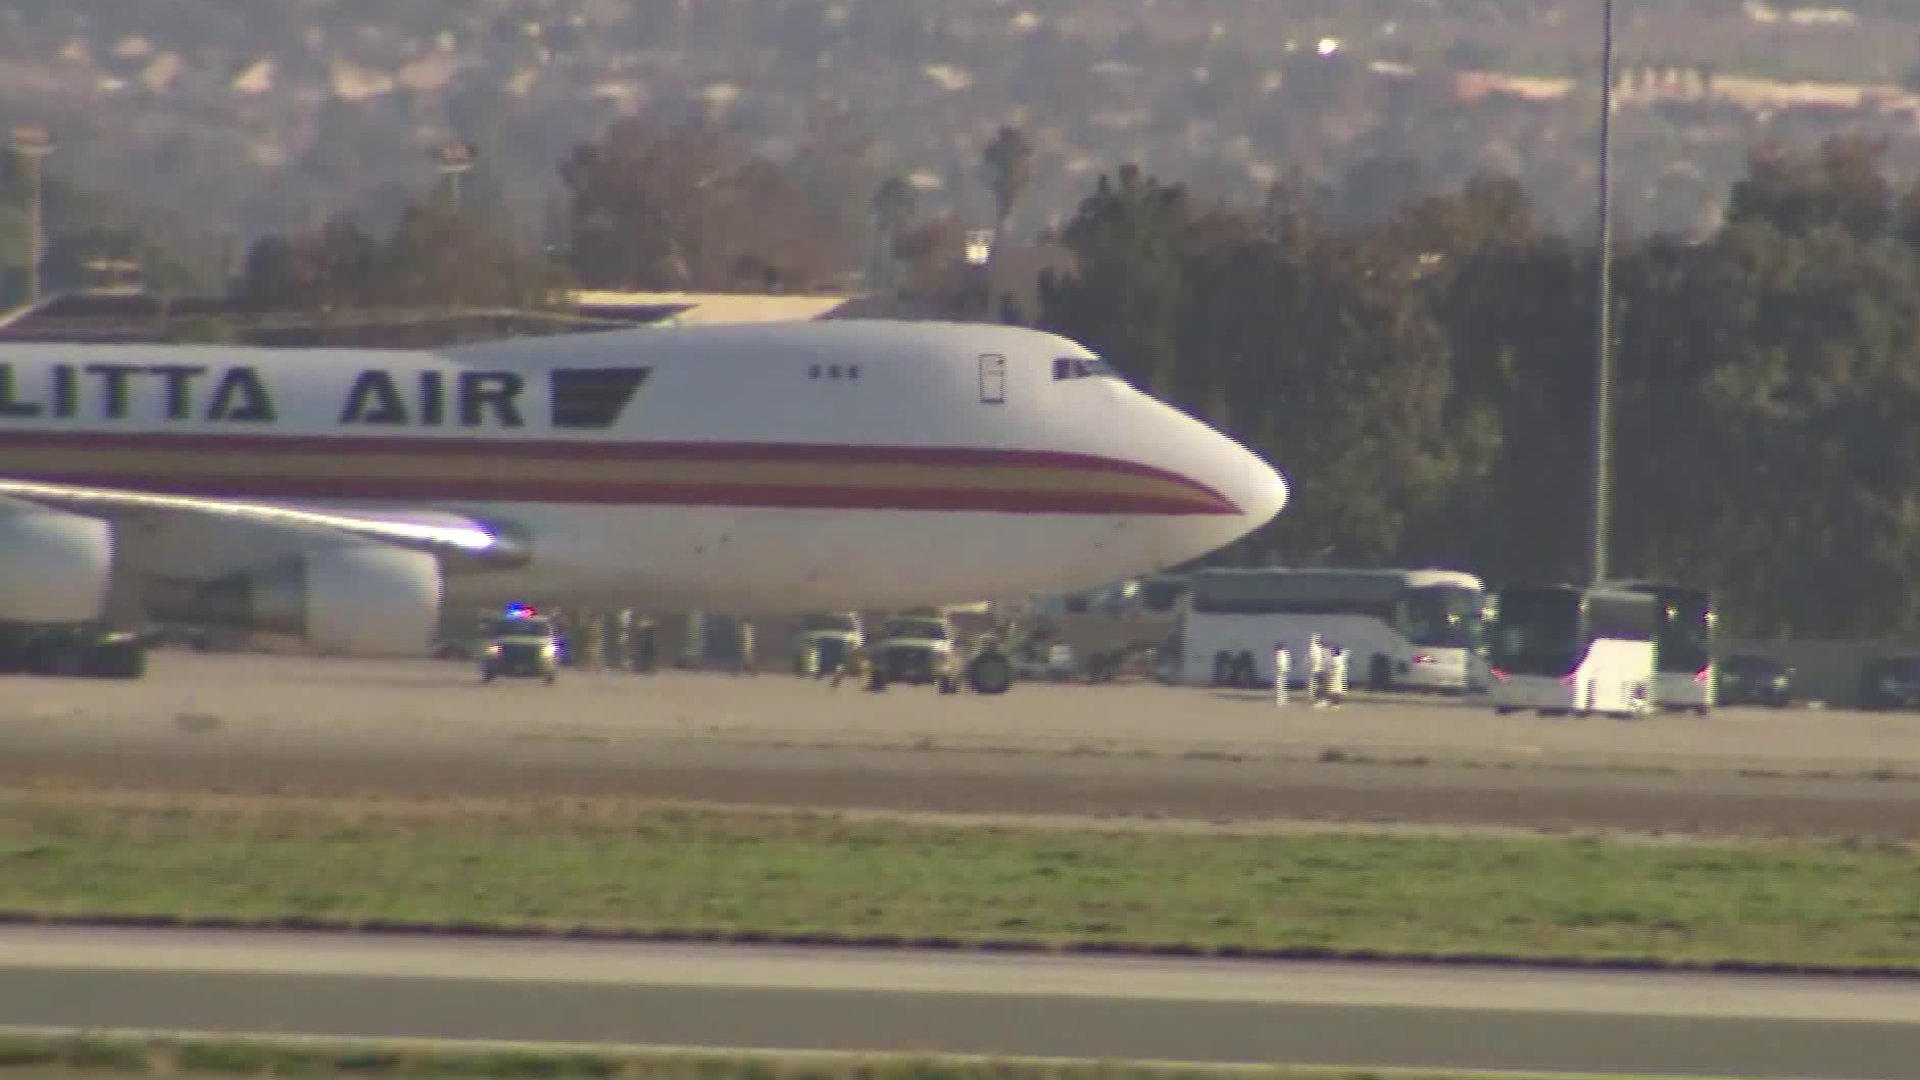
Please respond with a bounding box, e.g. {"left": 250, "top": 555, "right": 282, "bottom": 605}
{"left": 152, "top": 546, "right": 444, "bottom": 657}
{"left": 0, "top": 507, "right": 114, "bottom": 623}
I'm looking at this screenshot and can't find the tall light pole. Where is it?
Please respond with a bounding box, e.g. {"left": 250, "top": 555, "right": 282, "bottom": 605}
{"left": 11, "top": 125, "right": 54, "bottom": 306}
{"left": 964, "top": 228, "right": 994, "bottom": 320}
{"left": 1590, "top": 0, "right": 1618, "bottom": 587}
{"left": 431, "top": 140, "right": 476, "bottom": 211}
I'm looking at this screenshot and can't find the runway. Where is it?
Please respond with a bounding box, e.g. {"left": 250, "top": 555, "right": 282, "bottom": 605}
{"left": 3, "top": 926, "right": 1918, "bottom": 1077}
{"left": 4, "top": 653, "right": 1920, "bottom": 838}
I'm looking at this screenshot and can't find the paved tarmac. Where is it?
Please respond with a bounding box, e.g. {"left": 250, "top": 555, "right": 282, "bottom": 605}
{"left": 3, "top": 653, "right": 1919, "bottom": 837}
{"left": 2, "top": 926, "right": 1918, "bottom": 1078}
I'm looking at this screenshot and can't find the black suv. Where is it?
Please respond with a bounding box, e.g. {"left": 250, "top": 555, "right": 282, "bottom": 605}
{"left": 1859, "top": 655, "right": 1920, "bottom": 711}
{"left": 1717, "top": 653, "right": 1792, "bottom": 708}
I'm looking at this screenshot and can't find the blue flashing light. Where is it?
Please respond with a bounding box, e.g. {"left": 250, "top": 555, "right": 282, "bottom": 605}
{"left": 504, "top": 603, "right": 538, "bottom": 619}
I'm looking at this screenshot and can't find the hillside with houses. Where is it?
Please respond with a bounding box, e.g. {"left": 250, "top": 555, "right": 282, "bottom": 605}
{"left": 5, "top": 0, "right": 1920, "bottom": 283}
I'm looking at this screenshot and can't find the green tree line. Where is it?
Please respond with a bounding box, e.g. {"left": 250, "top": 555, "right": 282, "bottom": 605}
{"left": 1037, "top": 136, "right": 1920, "bottom": 641}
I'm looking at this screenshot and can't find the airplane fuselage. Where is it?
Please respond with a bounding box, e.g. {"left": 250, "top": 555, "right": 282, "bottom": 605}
{"left": 0, "top": 321, "right": 1287, "bottom": 614}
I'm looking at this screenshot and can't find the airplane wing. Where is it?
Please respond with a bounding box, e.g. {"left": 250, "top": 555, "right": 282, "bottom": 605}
{"left": 0, "top": 478, "right": 531, "bottom": 572}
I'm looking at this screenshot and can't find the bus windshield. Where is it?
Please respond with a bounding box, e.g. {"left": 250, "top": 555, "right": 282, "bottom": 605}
{"left": 882, "top": 618, "right": 948, "bottom": 642}
{"left": 802, "top": 613, "right": 860, "bottom": 635}
{"left": 1486, "top": 589, "right": 1583, "bottom": 678}
{"left": 1398, "top": 586, "right": 1482, "bottom": 650}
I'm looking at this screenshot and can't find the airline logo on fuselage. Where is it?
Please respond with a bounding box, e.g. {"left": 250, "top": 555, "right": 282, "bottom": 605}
{"left": 0, "top": 362, "right": 650, "bottom": 431}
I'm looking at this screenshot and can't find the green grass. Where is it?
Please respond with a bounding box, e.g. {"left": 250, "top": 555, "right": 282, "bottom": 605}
{"left": 0, "top": 1032, "right": 1741, "bottom": 1080}
{"left": 1, "top": 794, "right": 1917, "bottom": 970}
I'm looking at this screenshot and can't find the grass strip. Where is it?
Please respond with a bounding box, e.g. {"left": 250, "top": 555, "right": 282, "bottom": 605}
{"left": 0, "top": 1030, "right": 1737, "bottom": 1080}
{"left": 1, "top": 794, "right": 1917, "bottom": 971}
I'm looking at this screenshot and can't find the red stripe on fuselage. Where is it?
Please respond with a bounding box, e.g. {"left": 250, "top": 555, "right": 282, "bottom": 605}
{"left": 0, "top": 430, "right": 1240, "bottom": 516}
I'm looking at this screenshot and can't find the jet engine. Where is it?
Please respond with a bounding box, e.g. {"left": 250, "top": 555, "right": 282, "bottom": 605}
{"left": 151, "top": 546, "right": 444, "bottom": 657}
{"left": 0, "top": 507, "right": 114, "bottom": 623}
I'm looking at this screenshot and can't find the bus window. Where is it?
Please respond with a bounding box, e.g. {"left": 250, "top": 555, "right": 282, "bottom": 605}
{"left": 1396, "top": 586, "right": 1482, "bottom": 650}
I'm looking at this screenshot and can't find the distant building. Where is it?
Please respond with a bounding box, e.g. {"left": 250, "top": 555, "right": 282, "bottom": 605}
{"left": 570, "top": 289, "right": 865, "bottom": 325}
{"left": 0, "top": 286, "right": 924, "bottom": 346}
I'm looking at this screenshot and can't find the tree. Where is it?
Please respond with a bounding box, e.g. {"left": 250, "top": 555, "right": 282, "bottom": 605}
{"left": 871, "top": 176, "right": 917, "bottom": 238}
{"left": 559, "top": 117, "right": 853, "bottom": 293}
{"left": 1038, "top": 165, "right": 1192, "bottom": 398}
{"left": 380, "top": 198, "right": 570, "bottom": 310}
{"left": 869, "top": 176, "right": 917, "bottom": 292}
{"left": 1727, "top": 134, "right": 1893, "bottom": 241}
{"left": 786, "top": 101, "right": 890, "bottom": 251}
{"left": 889, "top": 213, "right": 968, "bottom": 302}
{"left": 979, "top": 125, "right": 1035, "bottom": 242}
{"left": 236, "top": 201, "right": 568, "bottom": 314}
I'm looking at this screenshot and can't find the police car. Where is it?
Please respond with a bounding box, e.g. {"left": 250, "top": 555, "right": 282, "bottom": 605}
{"left": 480, "top": 604, "right": 562, "bottom": 684}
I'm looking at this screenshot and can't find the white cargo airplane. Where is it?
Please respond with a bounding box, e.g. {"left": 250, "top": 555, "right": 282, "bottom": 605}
{"left": 0, "top": 319, "right": 1287, "bottom": 671}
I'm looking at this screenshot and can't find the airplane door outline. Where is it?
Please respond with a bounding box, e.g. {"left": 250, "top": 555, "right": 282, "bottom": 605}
{"left": 978, "top": 354, "right": 1007, "bottom": 404}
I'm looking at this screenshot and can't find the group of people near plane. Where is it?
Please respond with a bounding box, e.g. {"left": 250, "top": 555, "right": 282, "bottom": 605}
{"left": 539, "top": 609, "right": 662, "bottom": 673}
{"left": 1277, "top": 634, "right": 1350, "bottom": 708}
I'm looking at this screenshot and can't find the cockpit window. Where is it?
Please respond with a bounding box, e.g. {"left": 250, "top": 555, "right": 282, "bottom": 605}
{"left": 1052, "top": 355, "right": 1124, "bottom": 382}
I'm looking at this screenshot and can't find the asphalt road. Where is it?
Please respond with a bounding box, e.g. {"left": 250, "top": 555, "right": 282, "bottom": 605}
{"left": 2, "top": 926, "right": 1918, "bottom": 1078}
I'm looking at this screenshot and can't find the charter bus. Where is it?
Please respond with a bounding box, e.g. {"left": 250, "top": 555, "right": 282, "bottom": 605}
{"left": 1176, "top": 567, "right": 1485, "bottom": 692}
{"left": 1482, "top": 583, "right": 1657, "bottom": 718}
{"left": 1612, "top": 580, "right": 1717, "bottom": 714}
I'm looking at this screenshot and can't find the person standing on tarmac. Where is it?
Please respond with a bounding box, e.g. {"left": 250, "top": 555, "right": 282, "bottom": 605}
{"left": 631, "top": 617, "right": 657, "bottom": 674}
{"left": 734, "top": 618, "right": 757, "bottom": 676}
{"left": 832, "top": 642, "right": 869, "bottom": 689}
{"left": 608, "top": 610, "right": 632, "bottom": 671}
{"left": 549, "top": 609, "right": 572, "bottom": 666}
{"left": 1325, "top": 641, "right": 1350, "bottom": 707}
{"left": 577, "top": 611, "right": 604, "bottom": 673}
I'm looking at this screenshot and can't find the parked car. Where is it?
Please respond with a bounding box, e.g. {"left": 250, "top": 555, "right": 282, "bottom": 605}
{"left": 1717, "top": 653, "right": 1792, "bottom": 708}
{"left": 872, "top": 612, "right": 959, "bottom": 689}
{"left": 1858, "top": 654, "right": 1920, "bottom": 711}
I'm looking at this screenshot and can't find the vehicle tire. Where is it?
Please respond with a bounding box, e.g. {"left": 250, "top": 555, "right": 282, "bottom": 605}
{"left": 29, "top": 637, "right": 83, "bottom": 678}
{"left": 1369, "top": 654, "right": 1392, "bottom": 692}
{"left": 0, "top": 628, "right": 28, "bottom": 674}
{"left": 545, "top": 674, "right": 556, "bottom": 685}
{"left": 967, "top": 651, "right": 1014, "bottom": 696}
{"left": 1233, "top": 651, "right": 1256, "bottom": 689}
{"left": 86, "top": 640, "right": 146, "bottom": 679}
{"left": 1495, "top": 706, "right": 1518, "bottom": 716}
{"left": 1211, "top": 651, "right": 1233, "bottom": 688}
{"left": 1693, "top": 705, "right": 1709, "bottom": 717}
{"left": 481, "top": 669, "right": 495, "bottom": 683}
{"left": 866, "top": 667, "right": 887, "bottom": 692}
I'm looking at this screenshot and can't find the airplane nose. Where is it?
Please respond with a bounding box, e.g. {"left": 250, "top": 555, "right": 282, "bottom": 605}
{"left": 1236, "top": 446, "right": 1289, "bottom": 528}
{"left": 1126, "top": 397, "right": 1289, "bottom": 564}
